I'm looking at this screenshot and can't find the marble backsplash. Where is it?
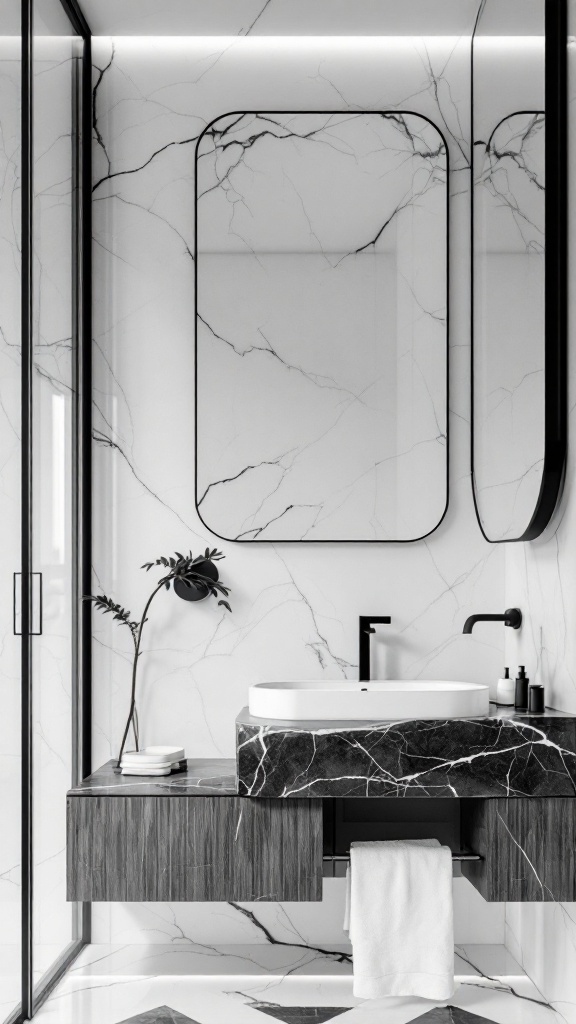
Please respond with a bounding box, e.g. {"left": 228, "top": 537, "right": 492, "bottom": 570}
{"left": 89, "top": 25, "right": 576, "bottom": 1017}
{"left": 90, "top": 32, "right": 503, "bottom": 775}
{"left": 89, "top": 29, "right": 506, "bottom": 948}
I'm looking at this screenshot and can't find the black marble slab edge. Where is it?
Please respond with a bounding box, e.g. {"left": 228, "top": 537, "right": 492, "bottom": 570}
{"left": 68, "top": 757, "right": 238, "bottom": 797}
{"left": 236, "top": 707, "right": 576, "bottom": 798}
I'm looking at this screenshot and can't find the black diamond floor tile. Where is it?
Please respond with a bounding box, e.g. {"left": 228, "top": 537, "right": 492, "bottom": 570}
{"left": 252, "top": 1006, "right": 351, "bottom": 1024}
{"left": 408, "top": 1007, "right": 500, "bottom": 1024}
{"left": 116, "top": 1007, "right": 200, "bottom": 1024}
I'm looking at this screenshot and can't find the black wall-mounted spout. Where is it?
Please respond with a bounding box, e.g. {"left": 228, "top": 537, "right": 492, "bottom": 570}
{"left": 462, "top": 608, "right": 522, "bottom": 634}
{"left": 359, "top": 616, "right": 391, "bottom": 680}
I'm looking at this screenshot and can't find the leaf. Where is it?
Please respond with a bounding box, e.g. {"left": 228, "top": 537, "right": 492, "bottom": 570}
{"left": 88, "top": 594, "right": 140, "bottom": 639}
{"left": 218, "top": 600, "right": 232, "bottom": 612}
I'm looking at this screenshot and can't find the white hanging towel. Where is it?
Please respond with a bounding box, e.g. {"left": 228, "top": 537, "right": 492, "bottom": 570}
{"left": 343, "top": 839, "right": 454, "bottom": 1000}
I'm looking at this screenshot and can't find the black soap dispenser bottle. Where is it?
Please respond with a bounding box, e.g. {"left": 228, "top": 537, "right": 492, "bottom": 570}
{"left": 514, "top": 665, "right": 529, "bottom": 710}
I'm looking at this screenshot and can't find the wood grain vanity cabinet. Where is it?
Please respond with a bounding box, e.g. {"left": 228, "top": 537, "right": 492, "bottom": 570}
{"left": 461, "top": 798, "right": 576, "bottom": 902}
{"left": 68, "top": 760, "right": 576, "bottom": 904}
{"left": 67, "top": 761, "right": 323, "bottom": 902}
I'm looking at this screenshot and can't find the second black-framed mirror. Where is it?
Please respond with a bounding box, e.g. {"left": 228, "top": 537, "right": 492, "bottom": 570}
{"left": 471, "top": 0, "right": 567, "bottom": 542}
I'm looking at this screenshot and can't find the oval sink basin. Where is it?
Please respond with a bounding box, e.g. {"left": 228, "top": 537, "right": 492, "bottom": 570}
{"left": 249, "top": 680, "right": 490, "bottom": 721}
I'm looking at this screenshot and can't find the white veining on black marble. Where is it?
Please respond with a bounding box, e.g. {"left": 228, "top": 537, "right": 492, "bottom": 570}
{"left": 236, "top": 710, "right": 576, "bottom": 798}
{"left": 69, "top": 758, "right": 237, "bottom": 796}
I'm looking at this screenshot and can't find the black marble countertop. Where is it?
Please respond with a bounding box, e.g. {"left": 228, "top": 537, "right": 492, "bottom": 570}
{"left": 70, "top": 706, "right": 576, "bottom": 801}
{"left": 68, "top": 757, "right": 237, "bottom": 797}
{"left": 236, "top": 705, "right": 576, "bottom": 798}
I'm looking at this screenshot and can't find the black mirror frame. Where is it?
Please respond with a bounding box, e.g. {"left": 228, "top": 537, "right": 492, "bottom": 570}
{"left": 471, "top": 0, "right": 567, "bottom": 543}
{"left": 194, "top": 110, "right": 450, "bottom": 544}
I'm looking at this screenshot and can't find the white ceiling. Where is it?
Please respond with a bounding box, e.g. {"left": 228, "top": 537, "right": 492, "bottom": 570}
{"left": 77, "top": 0, "right": 486, "bottom": 37}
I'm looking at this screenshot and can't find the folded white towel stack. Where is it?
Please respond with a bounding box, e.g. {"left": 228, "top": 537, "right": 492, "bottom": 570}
{"left": 344, "top": 839, "right": 454, "bottom": 1001}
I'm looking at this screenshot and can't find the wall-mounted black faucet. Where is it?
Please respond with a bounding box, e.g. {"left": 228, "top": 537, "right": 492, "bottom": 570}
{"left": 462, "top": 608, "right": 522, "bottom": 634}
{"left": 359, "top": 616, "right": 391, "bottom": 680}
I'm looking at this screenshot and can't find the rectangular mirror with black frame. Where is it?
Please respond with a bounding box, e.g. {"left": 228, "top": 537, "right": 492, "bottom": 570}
{"left": 195, "top": 111, "right": 449, "bottom": 542}
{"left": 471, "top": 0, "right": 567, "bottom": 542}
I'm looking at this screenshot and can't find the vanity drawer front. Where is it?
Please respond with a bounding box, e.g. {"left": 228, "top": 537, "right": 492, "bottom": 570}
{"left": 461, "top": 797, "right": 576, "bottom": 902}
{"left": 67, "top": 795, "right": 323, "bottom": 902}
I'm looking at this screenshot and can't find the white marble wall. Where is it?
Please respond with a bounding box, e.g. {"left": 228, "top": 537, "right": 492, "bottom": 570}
{"left": 90, "top": 33, "right": 507, "bottom": 946}
{"left": 501, "top": 17, "right": 576, "bottom": 1024}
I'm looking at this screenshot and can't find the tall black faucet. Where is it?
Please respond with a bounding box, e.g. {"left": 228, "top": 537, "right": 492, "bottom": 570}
{"left": 462, "top": 608, "right": 522, "bottom": 634}
{"left": 359, "top": 616, "right": 391, "bottom": 681}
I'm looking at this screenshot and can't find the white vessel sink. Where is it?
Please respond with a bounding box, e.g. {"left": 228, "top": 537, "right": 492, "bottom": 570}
{"left": 249, "top": 680, "right": 490, "bottom": 722}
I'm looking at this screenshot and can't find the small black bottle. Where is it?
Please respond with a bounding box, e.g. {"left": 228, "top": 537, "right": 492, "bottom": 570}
{"left": 528, "top": 684, "right": 545, "bottom": 713}
{"left": 514, "top": 665, "right": 529, "bottom": 710}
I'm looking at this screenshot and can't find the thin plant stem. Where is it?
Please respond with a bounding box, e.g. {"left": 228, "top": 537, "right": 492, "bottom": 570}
{"left": 116, "top": 580, "right": 165, "bottom": 767}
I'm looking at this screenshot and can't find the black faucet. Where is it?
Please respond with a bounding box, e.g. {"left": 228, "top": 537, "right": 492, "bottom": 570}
{"left": 359, "top": 616, "right": 392, "bottom": 680}
{"left": 462, "top": 608, "right": 522, "bottom": 634}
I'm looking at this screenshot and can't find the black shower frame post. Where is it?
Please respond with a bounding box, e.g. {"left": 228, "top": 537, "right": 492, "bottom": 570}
{"left": 17, "top": 0, "right": 92, "bottom": 1019}
{"left": 20, "top": 0, "right": 33, "bottom": 1015}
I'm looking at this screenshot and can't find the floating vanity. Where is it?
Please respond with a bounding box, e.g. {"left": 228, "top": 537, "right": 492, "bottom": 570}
{"left": 66, "top": 758, "right": 322, "bottom": 903}
{"left": 67, "top": 707, "right": 576, "bottom": 906}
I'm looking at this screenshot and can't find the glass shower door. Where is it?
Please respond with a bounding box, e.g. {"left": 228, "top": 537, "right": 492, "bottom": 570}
{"left": 0, "top": 0, "right": 90, "bottom": 1019}
{"left": 31, "top": 0, "right": 81, "bottom": 987}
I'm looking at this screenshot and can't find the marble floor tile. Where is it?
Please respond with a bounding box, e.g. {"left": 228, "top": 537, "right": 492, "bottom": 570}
{"left": 32, "top": 944, "right": 561, "bottom": 1024}
{"left": 407, "top": 1008, "right": 512, "bottom": 1023}
{"left": 251, "top": 1008, "right": 350, "bottom": 1023}
{"left": 117, "top": 1008, "right": 200, "bottom": 1024}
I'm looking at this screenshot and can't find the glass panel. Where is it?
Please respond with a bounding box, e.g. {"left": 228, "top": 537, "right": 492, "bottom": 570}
{"left": 32, "top": 0, "right": 80, "bottom": 989}
{"left": 0, "top": 2, "right": 22, "bottom": 1018}
{"left": 196, "top": 111, "right": 448, "bottom": 542}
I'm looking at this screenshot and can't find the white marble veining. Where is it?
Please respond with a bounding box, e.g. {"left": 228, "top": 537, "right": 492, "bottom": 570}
{"left": 90, "top": 30, "right": 503, "bottom": 776}
{"left": 89, "top": 30, "right": 506, "bottom": 946}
